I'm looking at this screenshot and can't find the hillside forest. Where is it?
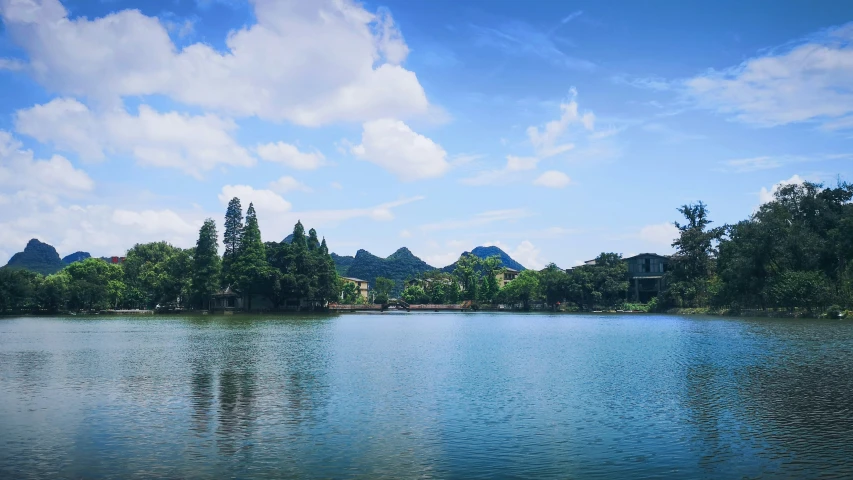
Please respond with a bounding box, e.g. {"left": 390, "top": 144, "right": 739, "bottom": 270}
{"left": 0, "top": 180, "right": 851, "bottom": 317}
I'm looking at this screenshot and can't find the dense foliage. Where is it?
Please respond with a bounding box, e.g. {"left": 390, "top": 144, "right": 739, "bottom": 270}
{"left": 0, "top": 197, "right": 341, "bottom": 314}
{"left": 677, "top": 181, "right": 853, "bottom": 314}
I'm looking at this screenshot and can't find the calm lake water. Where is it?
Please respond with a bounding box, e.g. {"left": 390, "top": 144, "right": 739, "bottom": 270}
{"left": 1, "top": 313, "right": 852, "bottom": 479}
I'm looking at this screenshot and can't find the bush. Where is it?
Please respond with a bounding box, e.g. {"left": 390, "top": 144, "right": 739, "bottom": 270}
{"left": 826, "top": 305, "right": 845, "bottom": 319}
{"left": 646, "top": 296, "right": 660, "bottom": 313}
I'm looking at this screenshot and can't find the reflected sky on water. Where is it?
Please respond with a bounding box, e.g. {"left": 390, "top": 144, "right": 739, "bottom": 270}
{"left": 1, "top": 313, "right": 852, "bottom": 479}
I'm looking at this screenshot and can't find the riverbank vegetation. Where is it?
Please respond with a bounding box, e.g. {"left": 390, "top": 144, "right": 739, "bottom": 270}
{"left": 0, "top": 198, "right": 341, "bottom": 314}
{"left": 1, "top": 180, "right": 850, "bottom": 318}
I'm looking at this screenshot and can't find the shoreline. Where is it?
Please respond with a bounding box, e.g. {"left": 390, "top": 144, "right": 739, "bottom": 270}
{"left": 1, "top": 307, "right": 848, "bottom": 320}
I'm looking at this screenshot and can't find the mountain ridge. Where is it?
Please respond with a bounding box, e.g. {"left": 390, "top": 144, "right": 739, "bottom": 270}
{"left": 441, "top": 245, "right": 526, "bottom": 272}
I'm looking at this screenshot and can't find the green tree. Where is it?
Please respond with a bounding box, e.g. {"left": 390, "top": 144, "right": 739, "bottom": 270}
{"left": 341, "top": 281, "right": 360, "bottom": 304}
{"left": 65, "top": 258, "right": 125, "bottom": 310}
{"left": 498, "top": 269, "right": 541, "bottom": 310}
{"left": 222, "top": 197, "right": 243, "bottom": 285}
{"left": 454, "top": 253, "right": 480, "bottom": 301}
{"left": 478, "top": 256, "right": 502, "bottom": 303}
{"left": 401, "top": 284, "right": 429, "bottom": 304}
{"left": 123, "top": 242, "right": 191, "bottom": 309}
{"left": 191, "top": 219, "right": 222, "bottom": 309}
{"left": 539, "top": 263, "right": 571, "bottom": 310}
{"left": 38, "top": 272, "right": 71, "bottom": 313}
{"left": 231, "top": 203, "right": 269, "bottom": 310}
{"left": 373, "top": 276, "right": 394, "bottom": 304}
{"left": 0, "top": 268, "right": 41, "bottom": 313}
{"left": 663, "top": 202, "right": 724, "bottom": 308}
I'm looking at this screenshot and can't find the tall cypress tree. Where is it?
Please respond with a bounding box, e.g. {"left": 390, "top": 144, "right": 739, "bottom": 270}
{"left": 191, "top": 218, "right": 221, "bottom": 309}
{"left": 308, "top": 228, "right": 320, "bottom": 251}
{"left": 232, "top": 203, "right": 268, "bottom": 310}
{"left": 291, "top": 220, "right": 307, "bottom": 249}
{"left": 222, "top": 197, "right": 243, "bottom": 285}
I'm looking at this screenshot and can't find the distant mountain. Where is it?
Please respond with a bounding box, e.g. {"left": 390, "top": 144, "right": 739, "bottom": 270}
{"left": 62, "top": 251, "right": 91, "bottom": 264}
{"left": 442, "top": 245, "right": 526, "bottom": 273}
{"left": 331, "top": 252, "right": 355, "bottom": 276}
{"left": 282, "top": 234, "right": 294, "bottom": 244}
{"left": 4, "top": 239, "right": 64, "bottom": 275}
{"left": 334, "top": 247, "right": 435, "bottom": 293}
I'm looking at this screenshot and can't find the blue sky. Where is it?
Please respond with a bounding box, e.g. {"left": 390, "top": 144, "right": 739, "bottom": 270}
{"left": 0, "top": 0, "right": 851, "bottom": 269}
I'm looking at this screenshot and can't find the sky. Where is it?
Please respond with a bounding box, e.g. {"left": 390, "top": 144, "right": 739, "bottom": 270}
{"left": 0, "top": 0, "right": 851, "bottom": 269}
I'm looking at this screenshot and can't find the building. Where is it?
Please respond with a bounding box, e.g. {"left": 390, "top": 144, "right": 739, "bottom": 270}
{"left": 497, "top": 268, "right": 519, "bottom": 288}
{"left": 624, "top": 253, "right": 669, "bottom": 302}
{"left": 341, "top": 277, "right": 369, "bottom": 300}
{"left": 211, "top": 285, "right": 242, "bottom": 312}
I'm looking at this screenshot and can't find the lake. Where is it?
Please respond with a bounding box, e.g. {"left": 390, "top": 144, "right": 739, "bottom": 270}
{"left": 1, "top": 313, "right": 852, "bottom": 479}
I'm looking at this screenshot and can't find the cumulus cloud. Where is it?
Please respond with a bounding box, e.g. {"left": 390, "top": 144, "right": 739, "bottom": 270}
{"left": 759, "top": 174, "right": 805, "bottom": 205}
{"left": 533, "top": 170, "right": 571, "bottom": 188}
{"left": 484, "top": 240, "right": 545, "bottom": 270}
{"left": 526, "top": 87, "right": 594, "bottom": 157}
{"left": 0, "top": 201, "right": 204, "bottom": 264}
{"left": 0, "top": 130, "right": 94, "bottom": 201}
{"left": 351, "top": 118, "right": 449, "bottom": 180}
{"left": 637, "top": 222, "right": 679, "bottom": 248}
{"left": 269, "top": 176, "right": 313, "bottom": 193}
{"left": 256, "top": 143, "right": 325, "bottom": 170}
{"left": 15, "top": 98, "right": 254, "bottom": 176}
{"left": 685, "top": 23, "right": 853, "bottom": 128}
{"left": 218, "top": 185, "right": 293, "bottom": 216}
{"left": 0, "top": 0, "right": 430, "bottom": 125}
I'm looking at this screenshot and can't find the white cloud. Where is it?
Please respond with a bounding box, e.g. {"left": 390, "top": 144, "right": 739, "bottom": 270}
{"left": 15, "top": 98, "right": 254, "bottom": 176}
{"left": 351, "top": 118, "right": 449, "bottom": 180}
{"left": 218, "top": 185, "right": 293, "bottom": 215}
{"left": 533, "top": 170, "right": 571, "bottom": 188}
{"left": 759, "top": 174, "right": 805, "bottom": 205}
{"left": 256, "top": 142, "right": 325, "bottom": 170}
{"left": 269, "top": 176, "right": 313, "bottom": 193}
{"left": 723, "top": 156, "right": 784, "bottom": 173}
{"left": 0, "top": 130, "right": 94, "bottom": 201}
{"left": 111, "top": 209, "right": 198, "bottom": 236}
{"left": 400, "top": 229, "right": 412, "bottom": 238}
{"left": 0, "top": 0, "right": 430, "bottom": 125}
{"left": 420, "top": 251, "right": 460, "bottom": 268}
{"left": 638, "top": 223, "right": 679, "bottom": 248}
{"left": 330, "top": 181, "right": 343, "bottom": 190}
{"left": 686, "top": 23, "right": 853, "bottom": 128}
{"left": 420, "top": 209, "right": 531, "bottom": 232}
{"left": 0, "top": 202, "right": 204, "bottom": 263}
{"left": 720, "top": 153, "right": 851, "bottom": 173}
{"left": 484, "top": 240, "right": 545, "bottom": 270}
{"left": 461, "top": 155, "right": 538, "bottom": 186}
{"left": 526, "top": 87, "right": 594, "bottom": 157}
{"left": 0, "top": 57, "right": 24, "bottom": 70}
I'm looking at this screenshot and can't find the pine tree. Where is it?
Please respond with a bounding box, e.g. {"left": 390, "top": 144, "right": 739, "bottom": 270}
{"left": 291, "top": 220, "right": 307, "bottom": 249}
{"left": 308, "top": 228, "right": 320, "bottom": 251}
{"left": 231, "top": 203, "right": 268, "bottom": 310}
{"left": 320, "top": 238, "right": 329, "bottom": 255}
{"left": 222, "top": 197, "right": 243, "bottom": 285}
{"left": 191, "top": 219, "right": 221, "bottom": 309}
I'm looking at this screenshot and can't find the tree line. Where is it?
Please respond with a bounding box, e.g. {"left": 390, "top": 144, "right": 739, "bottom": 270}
{"left": 2, "top": 180, "right": 850, "bottom": 315}
{"left": 0, "top": 197, "right": 341, "bottom": 313}
{"left": 387, "top": 179, "right": 853, "bottom": 315}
